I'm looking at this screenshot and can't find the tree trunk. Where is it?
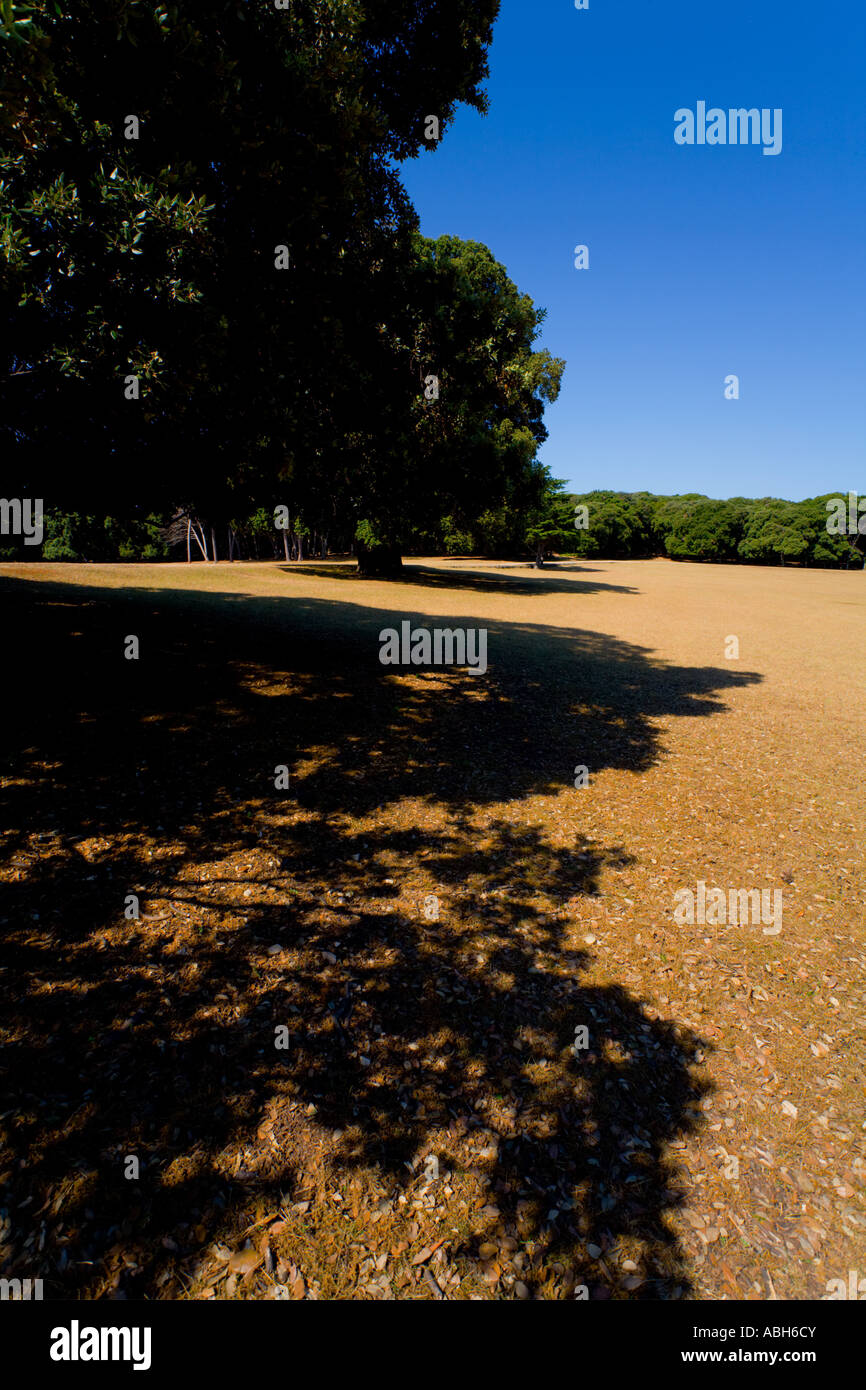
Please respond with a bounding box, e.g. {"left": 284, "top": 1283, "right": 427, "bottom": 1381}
{"left": 282, "top": 528, "right": 290, "bottom": 561}
{"left": 186, "top": 517, "right": 191, "bottom": 564}
{"left": 356, "top": 541, "right": 403, "bottom": 577}
{"left": 191, "top": 521, "right": 208, "bottom": 561}
{"left": 211, "top": 527, "right": 218, "bottom": 562}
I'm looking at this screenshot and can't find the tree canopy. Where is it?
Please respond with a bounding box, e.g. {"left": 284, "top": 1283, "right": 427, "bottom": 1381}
{"left": 1, "top": 0, "right": 506, "bottom": 545}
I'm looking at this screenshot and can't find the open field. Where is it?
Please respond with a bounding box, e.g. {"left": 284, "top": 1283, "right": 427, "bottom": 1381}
{"left": 1, "top": 556, "right": 864, "bottom": 1301}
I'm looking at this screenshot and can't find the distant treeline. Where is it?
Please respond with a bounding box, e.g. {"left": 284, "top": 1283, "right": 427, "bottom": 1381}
{"left": 560, "top": 491, "right": 864, "bottom": 568}
{"left": 1, "top": 488, "right": 863, "bottom": 569}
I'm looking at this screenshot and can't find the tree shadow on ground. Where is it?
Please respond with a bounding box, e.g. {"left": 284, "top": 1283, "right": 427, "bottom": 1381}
{"left": 278, "top": 560, "right": 638, "bottom": 597}
{"left": 0, "top": 573, "right": 762, "bottom": 1299}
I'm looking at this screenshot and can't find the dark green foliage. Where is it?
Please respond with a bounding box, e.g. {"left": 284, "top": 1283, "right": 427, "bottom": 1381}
{"left": 1, "top": 0, "right": 500, "bottom": 530}
{"left": 37, "top": 509, "right": 168, "bottom": 560}
{"left": 19, "top": 489, "right": 865, "bottom": 569}
{"left": 559, "top": 491, "right": 864, "bottom": 568}
{"left": 567, "top": 491, "right": 658, "bottom": 559}
{"left": 661, "top": 499, "right": 744, "bottom": 561}
{"left": 524, "top": 475, "right": 576, "bottom": 565}
{"left": 352, "top": 234, "right": 564, "bottom": 568}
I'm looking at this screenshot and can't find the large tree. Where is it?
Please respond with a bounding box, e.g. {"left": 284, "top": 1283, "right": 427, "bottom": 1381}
{"left": 351, "top": 234, "right": 565, "bottom": 573}
{"left": 1, "top": 0, "right": 499, "bottom": 525}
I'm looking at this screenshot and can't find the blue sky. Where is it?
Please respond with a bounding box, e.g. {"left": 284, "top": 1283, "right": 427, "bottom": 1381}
{"left": 399, "top": 0, "right": 866, "bottom": 500}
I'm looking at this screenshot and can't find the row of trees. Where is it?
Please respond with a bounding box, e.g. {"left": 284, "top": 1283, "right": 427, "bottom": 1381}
{"left": 533, "top": 488, "right": 865, "bottom": 568}
{"left": 2, "top": 505, "right": 347, "bottom": 563}
{"left": 6, "top": 485, "right": 862, "bottom": 569}
{"left": 1, "top": 0, "right": 572, "bottom": 572}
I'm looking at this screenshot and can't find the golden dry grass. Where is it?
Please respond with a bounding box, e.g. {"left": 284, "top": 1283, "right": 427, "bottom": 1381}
{"left": 0, "top": 555, "right": 863, "bottom": 1301}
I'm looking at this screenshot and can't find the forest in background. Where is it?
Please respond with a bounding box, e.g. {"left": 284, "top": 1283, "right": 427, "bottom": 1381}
{"left": 3, "top": 486, "right": 863, "bottom": 569}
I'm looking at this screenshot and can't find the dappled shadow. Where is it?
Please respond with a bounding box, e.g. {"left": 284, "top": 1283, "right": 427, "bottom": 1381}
{"left": 0, "top": 573, "right": 762, "bottom": 1299}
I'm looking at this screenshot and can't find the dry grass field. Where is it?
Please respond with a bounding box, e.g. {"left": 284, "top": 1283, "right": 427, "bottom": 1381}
{"left": 1, "top": 555, "right": 864, "bottom": 1301}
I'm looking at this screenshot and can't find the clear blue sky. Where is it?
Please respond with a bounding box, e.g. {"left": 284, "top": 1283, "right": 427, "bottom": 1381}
{"left": 399, "top": 0, "right": 866, "bottom": 501}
